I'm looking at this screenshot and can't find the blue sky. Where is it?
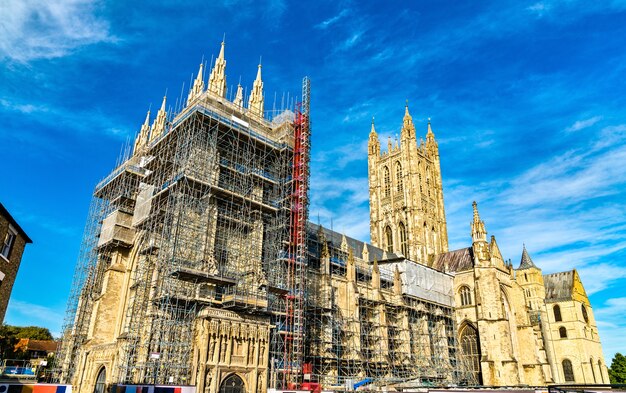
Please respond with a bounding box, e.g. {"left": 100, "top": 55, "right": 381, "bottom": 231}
{"left": 1, "top": 0, "right": 626, "bottom": 363}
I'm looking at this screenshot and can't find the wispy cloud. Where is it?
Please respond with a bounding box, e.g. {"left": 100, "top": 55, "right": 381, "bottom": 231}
{"left": 565, "top": 116, "right": 603, "bottom": 132}
{"left": 0, "top": 0, "right": 115, "bottom": 62}
{"left": 5, "top": 299, "right": 64, "bottom": 337}
{"left": 0, "top": 97, "right": 133, "bottom": 141}
{"left": 594, "top": 297, "right": 626, "bottom": 360}
{"left": 315, "top": 9, "right": 350, "bottom": 30}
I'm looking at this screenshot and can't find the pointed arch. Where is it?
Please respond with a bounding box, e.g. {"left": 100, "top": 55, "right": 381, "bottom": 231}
{"left": 220, "top": 373, "right": 246, "bottom": 393}
{"left": 459, "top": 286, "right": 472, "bottom": 306}
{"left": 459, "top": 321, "right": 482, "bottom": 385}
{"left": 395, "top": 161, "right": 403, "bottom": 193}
{"left": 385, "top": 225, "right": 393, "bottom": 253}
{"left": 398, "top": 222, "right": 408, "bottom": 257}
{"left": 383, "top": 166, "right": 391, "bottom": 198}
{"left": 93, "top": 366, "right": 106, "bottom": 393}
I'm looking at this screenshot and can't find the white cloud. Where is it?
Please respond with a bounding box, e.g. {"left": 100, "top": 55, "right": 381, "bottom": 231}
{"left": 565, "top": 116, "right": 603, "bottom": 132}
{"left": 5, "top": 299, "right": 64, "bottom": 337}
{"left": 315, "top": 9, "right": 349, "bottom": 30}
{"left": 0, "top": 0, "right": 114, "bottom": 62}
{"left": 0, "top": 97, "right": 132, "bottom": 140}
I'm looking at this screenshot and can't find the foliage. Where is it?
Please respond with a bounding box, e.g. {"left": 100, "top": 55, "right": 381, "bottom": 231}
{"left": 0, "top": 324, "right": 54, "bottom": 359}
{"left": 609, "top": 352, "right": 626, "bottom": 384}
{"left": 3, "top": 325, "right": 53, "bottom": 340}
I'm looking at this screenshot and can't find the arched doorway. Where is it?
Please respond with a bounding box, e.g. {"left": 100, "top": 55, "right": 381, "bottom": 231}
{"left": 219, "top": 374, "right": 245, "bottom": 393}
{"left": 459, "top": 323, "right": 482, "bottom": 385}
{"left": 93, "top": 367, "right": 106, "bottom": 393}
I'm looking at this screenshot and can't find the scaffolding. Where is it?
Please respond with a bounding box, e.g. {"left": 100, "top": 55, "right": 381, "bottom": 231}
{"left": 303, "top": 226, "right": 478, "bottom": 389}
{"left": 56, "top": 70, "right": 300, "bottom": 388}
{"left": 55, "top": 46, "right": 476, "bottom": 392}
{"left": 269, "top": 77, "right": 310, "bottom": 389}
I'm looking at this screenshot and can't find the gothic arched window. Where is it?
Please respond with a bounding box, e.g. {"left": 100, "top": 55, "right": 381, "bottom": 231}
{"left": 383, "top": 166, "right": 391, "bottom": 198}
{"left": 220, "top": 373, "right": 245, "bottom": 393}
{"left": 562, "top": 359, "right": 575, "bottom": 382}
{"left": 398, "top": 222, "right": 408, "bottom": 257}
{"left": 459, "top": 286, "right": 472, "bottom": 306}
{"left": 582, "top": 304, "right": 589, "bottom": 324}
{"left": 396, "top": 162, "right": 403, "bottom": 193}
{"left": 94, "top": 367, "right": 106, "bottom": 393}
{"left": 459, "top": 323, "right": 482, "bottom": 385}
{"left": 559, "top": 326, "right": 567, "bottom": 338}
{"left": 385, "top": 226, "right": 393, "bottom": 253}
{"left": 554, "top": 305, "right": 562, "bottom": 322}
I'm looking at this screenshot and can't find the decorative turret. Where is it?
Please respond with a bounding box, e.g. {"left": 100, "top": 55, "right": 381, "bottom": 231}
{"left": 233, "top": 83, "right": 243, "bottom": 109}
{"left": 518, "top": 244, "right": 538, "bottom": 270}
{"left": 425, "top": 118, "right": 438, "bottom": 156}
{"left": 401, "top": 102, "right": 416, "bottom": 141}
{"left": 133, "top": 110, "right": 151, "bottom": 154}
{"left": 368, "top": 117, "right": 380, "bottom": 156}
{"left": 393, "top": 265, "right": 402, "bottom": 296}
{"left": 340, "top": 233, "right": 348, "bottom": 252}
{"left": 471, "top": 201, "right": 487, "bottom": 243}
{"left": 347, "top": 248, "right": 356, "bottom": 282}
{"left": 471, "top": 201, "right": 491, "bottom": 265}
{"left": 248, "top": 63, "right": 264, "bottom": 118}
{"left": 149, "top": 96, "right": 167, "bottom": 142}
{"left": 371, "top": 258, "right": 380, "bottom": 289}
{"left": 186, "top": 63, "right": 205, "bottom": 105}
{"left": 208, "top": 41, "right": 226, "bottom": 97}
{"left": 362, "top": 242, "right": 370, "bottom": 261}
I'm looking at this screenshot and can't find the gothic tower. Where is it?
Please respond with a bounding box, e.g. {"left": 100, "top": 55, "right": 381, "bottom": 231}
{"left": 368, "top": 104, "right": 448, "bottom": 263}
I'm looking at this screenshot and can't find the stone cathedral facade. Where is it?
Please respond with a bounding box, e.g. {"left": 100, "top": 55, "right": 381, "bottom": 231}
{"left": 367, "top": 106, "right": 609, "bottom": 386}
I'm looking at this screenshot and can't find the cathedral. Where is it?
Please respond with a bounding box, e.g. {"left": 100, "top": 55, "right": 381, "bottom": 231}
{"left": 367, "top": 107, "right": 609, "bottom": 386}
{"left": 57, "top": 41, "right": 608, "bottom": 393}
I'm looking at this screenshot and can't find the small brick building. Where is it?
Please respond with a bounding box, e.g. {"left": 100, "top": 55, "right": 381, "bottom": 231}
{"left": 0, "top": 203, "right": 32, "bottom": 323}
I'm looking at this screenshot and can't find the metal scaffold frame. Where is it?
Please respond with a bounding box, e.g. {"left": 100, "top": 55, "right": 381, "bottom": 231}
{"left": 53, "top": 43, "right": 475, "bottom": 390}
{"left": 55, "top": 73, "right": 302, "bottom": 389}
{"left": 302, "top": 227, "right": 478, "bottom": 389}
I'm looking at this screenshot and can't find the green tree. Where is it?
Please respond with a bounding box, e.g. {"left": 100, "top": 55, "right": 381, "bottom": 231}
{"left": 609, "top": 352, "right": 626, "bottom": 384}
{"left": 0, "top": 324, "right": 55, "bottom": 360}
{"left": 13, "top": 326, "right": 53, "bottom": 340}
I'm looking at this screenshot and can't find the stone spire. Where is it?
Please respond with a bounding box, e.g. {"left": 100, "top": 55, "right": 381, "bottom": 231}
{"left": 208, "top": 40, "right": 226, "bottom": 97}
{"left": 248, "top": 63, "right": 264, "bottom": 118}
{"left": 471, "top": 201, "right": 487, "bottom": 243}
{"left": 368, "top": 117, "right": 380, "bottom": 156}
{"left": 425, "top": 118, "right": 438, "bottom": 156}
{"left": 518, "top": 244, "right": 538, "bottom": 270}
{"left": 134, "top": 110, "right": 151, "bottom": 153}
{"left": 233, "top": 83, "right": 243, "bottom": 109}
{"left": 401, "top": 101, "right": 416, "bottom": 140}
{"left": 149, "top": 96, "right": 167, "bottom": 141}
{"left": 187, "top": 63, "right": 205, "bottom": 105}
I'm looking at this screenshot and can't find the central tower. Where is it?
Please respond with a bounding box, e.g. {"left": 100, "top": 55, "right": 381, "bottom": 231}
{"left": 367, "top": 104, "right": 448, "bottom": 263}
